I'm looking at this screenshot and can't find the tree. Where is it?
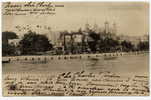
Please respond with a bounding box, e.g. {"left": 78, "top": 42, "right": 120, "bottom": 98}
{"left": 2, "top": 31, "right": 18, "bottom": 56}
{"left": 19, "top": 31, "right": 53, "bottom": 55}
{"left": 2, "top": 31, "right": 18, "bottom": 44}
{"left": 121, "top": 40, "right": 134, "bottom": 52}
{"left": 137, "top": 41, "right": 149, "bottom": 51}
{"left": 2, "top": 43, "right": 16, "bottom": 56}
{"left": 87, "top": 30, "right": 100, "bottom": 53}
{"left": 99, "top": 37, "right": 120, "bottom": 52}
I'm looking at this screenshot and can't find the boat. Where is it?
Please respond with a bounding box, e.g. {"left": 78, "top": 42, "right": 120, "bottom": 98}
{"left": 2, "top": 60, "right": 10, "bottom": 63}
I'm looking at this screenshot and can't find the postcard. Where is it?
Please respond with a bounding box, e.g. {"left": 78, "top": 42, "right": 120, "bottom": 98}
{"left": 2, "top": 2, "right": 149, "bottom": 96}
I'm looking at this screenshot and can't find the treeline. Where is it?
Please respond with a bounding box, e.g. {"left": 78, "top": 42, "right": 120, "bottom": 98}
{"left": 2, "top": 30, "right": 149, "bottom": 56}
{"left": 88, "top": 31, "right": 149, "bottom": 53}
{"left": 2, "top": 31, "right": 18, "bottom": 56}
{"left": 87, "top": 31, "right": 135, "bottom": 53}
{"left": 61, "top": 29, "right": 149, "bottom": 54}
{"left": 2, "top": 31, "right": 53, "bottom": 56}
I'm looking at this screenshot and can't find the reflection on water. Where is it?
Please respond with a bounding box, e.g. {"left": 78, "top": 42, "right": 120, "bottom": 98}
{"left": 3, "top": 54, "right": 149, "bottom": 76}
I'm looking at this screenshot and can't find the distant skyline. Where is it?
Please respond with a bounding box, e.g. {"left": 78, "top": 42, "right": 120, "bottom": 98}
{"left": 2, "top": 2, "right": 149, "bottom": 36}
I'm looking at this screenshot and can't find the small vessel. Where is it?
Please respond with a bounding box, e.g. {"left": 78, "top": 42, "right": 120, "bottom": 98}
{"left": 2, "top": 59, "right": 10, "bottom": 63}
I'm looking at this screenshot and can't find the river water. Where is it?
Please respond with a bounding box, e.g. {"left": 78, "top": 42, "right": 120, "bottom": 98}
{"left": 2, "top": 54, "right": 149, "bottom": 76}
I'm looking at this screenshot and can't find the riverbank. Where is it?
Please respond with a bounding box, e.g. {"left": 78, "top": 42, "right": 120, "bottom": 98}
{"left": 2, "top": 51, "right": 149, "bottom": 62}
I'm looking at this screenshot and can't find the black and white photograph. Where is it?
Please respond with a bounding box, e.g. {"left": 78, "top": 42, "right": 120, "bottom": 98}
{"left": 1, "top": 1, "right": 149, "bottom": 96}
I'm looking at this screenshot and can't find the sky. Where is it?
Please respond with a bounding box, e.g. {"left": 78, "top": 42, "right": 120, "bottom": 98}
{"left": 2, "top": 2, "right": 149, "bottom": 36}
